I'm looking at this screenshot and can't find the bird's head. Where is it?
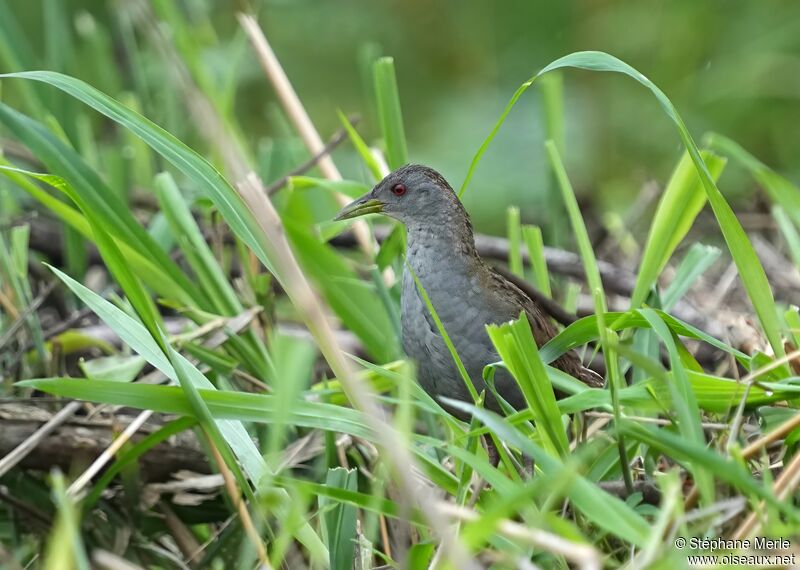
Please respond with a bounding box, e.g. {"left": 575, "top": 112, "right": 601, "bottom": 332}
{"left": 334, "top": 164, "right": 467, "bottom": 228}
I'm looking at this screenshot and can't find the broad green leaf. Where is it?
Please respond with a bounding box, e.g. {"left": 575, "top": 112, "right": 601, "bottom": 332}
{"left": 78, "top": 355, "right": 145, "bottom": 383}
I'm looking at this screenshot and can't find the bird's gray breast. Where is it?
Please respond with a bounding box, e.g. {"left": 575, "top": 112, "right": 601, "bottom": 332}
{"left": 400, "top": 237, "right": 526, "bottom": 415}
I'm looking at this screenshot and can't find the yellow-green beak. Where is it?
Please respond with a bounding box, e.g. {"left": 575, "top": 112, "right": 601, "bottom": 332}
{"left": 333, "top": 196, "right": 384, "bottom": 221}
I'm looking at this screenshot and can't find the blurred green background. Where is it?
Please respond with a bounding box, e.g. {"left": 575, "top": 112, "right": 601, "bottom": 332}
{"left": 3, "top": 0, "right": 799, "bottom": 232}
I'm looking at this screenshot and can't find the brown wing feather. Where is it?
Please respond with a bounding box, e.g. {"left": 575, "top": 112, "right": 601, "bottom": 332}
{"left": 484, "top": 264, "right": 604, "bottom": 388}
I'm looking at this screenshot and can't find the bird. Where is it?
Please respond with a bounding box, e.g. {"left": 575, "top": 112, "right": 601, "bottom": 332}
{"left": 334, "top": 164, "right": 603, "bottom": 425}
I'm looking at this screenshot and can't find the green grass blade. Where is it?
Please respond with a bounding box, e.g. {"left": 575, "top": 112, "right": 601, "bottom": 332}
{"left": 540, "top": 72, "right": 564, "bottom": 155}
{"left": 460, "top": 51, "right": 786, "bottom": 365}
{"left": 0, "top": 2, "right": 45, "bottom": 117}
{"left": 0, "top": 165, "right": 197, "bottom": 306}
{"left": 0, "top": 228, "right": 46, "bottom": 362}
{"left": 442, "top": 398, "right": 650, "bottom": 547}
{"left": 372, "top": 57, "right": 408, "bottom": 169}
{"left": 706, "top": 132, "right": 800, "bottom": 229}
{"left": 486, "top": 315, "right": 569, "bottom": 457}
{"left": 0, "top": 103, "right": 206, "bottom": 307}
{"left": 337, "top": 110, "right": 383, "bottom": 180}
{"left": 631, "top": 150, "right": 726, "bottom": 307}
{"left": 45, "top": 263, "right": 267, "bottom": 485}
{"left": 405, "top": 260, "right": 479, "bottom": 403}
{"left": 18, "top": 378, "right": 376, "bottom": 441}
{"left": 544, "top": 141, "right": 605, "bottom": 312}
{"left": 521, "top": 225, "right": 551, "bottom": 297}
{"left": 774, "top": 206, "right": 800, "bottom": 270}
{"left": 506, "top": 206, "right": 523, "bottom": 277}
{"left": 0, "top": 71, "right": 271, "bottom": 274}
{"left": 45, "top": 472, "right": 89, "bottom": 570}
{"left": 541, "top": 309, "right": 748, "bottom": 366}
{"left": 639, "top": 309, "right": 713, "bottom": 505}
{"left": 320, "top": 468, "right": 359, "bottom": 570}
{"left": 545, "top": 140, "right": 633, "bottom": 487}
{"left": 155, "top": 172, "right": 238, "bottom": 311}
{"left": 661, "top": 243, "right": 721, "bottom": 311}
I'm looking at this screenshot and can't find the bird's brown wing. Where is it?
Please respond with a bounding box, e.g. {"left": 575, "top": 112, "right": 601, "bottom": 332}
{"left": 484, "top": 264, "right": 604, "bottom": 389}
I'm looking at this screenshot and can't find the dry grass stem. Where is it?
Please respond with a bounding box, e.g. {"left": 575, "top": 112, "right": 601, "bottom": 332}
{"left": 730, "top": 449, "right": 800, "bottom": 540}
{"left": 0, "top": 400, "right": 82, "bottom": 478}
{"left": 236, "top": 172, "right": 476, "bottom": 569}
{"left": 67, "top": 409, "right": 154, "bottom": 498}
{"left": 207, "top": 436, "right": 271, "bottom": 567}
{"left": 436, "top": 501, "right": 602, "bottom": 570}
{"left": 237, "top": 12, "right": 378, "bottom": 260}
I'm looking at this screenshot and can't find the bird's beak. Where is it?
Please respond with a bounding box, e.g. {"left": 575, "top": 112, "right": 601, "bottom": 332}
{"left": 333, "top": 194, "right": 384, "bottom": 221}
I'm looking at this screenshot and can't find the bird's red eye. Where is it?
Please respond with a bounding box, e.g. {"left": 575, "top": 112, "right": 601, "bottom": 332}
{"left": 391, "top": 183, "right": 407, "bottom": 196}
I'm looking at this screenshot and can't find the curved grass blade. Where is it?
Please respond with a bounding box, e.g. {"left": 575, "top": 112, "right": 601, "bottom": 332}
{"left": 45, "top": 264, "right": 269, "bottom": 487}
{"left": 18, "top": 378, "right": 377, "bottom": 440}
{"left": 706, "top": 132, "right": 800, "bottom": 229}
{"left": 0, "top": 102, "right": 206, "bottom": 307}
{"left": 459, "top": 51, "right": 786, "bottom": 366}
{"left": 0, "top": 71, "right": 271, "bottom": 274}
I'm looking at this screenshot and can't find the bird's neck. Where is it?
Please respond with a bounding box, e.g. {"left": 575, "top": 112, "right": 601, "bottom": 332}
{"left": 404, "top": 218, "right": 478, "bottom": 278}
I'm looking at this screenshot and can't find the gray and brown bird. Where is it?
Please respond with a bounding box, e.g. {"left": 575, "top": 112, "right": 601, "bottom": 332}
{"left": 335, "top": 164, "right": 602, "bottom": 421}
